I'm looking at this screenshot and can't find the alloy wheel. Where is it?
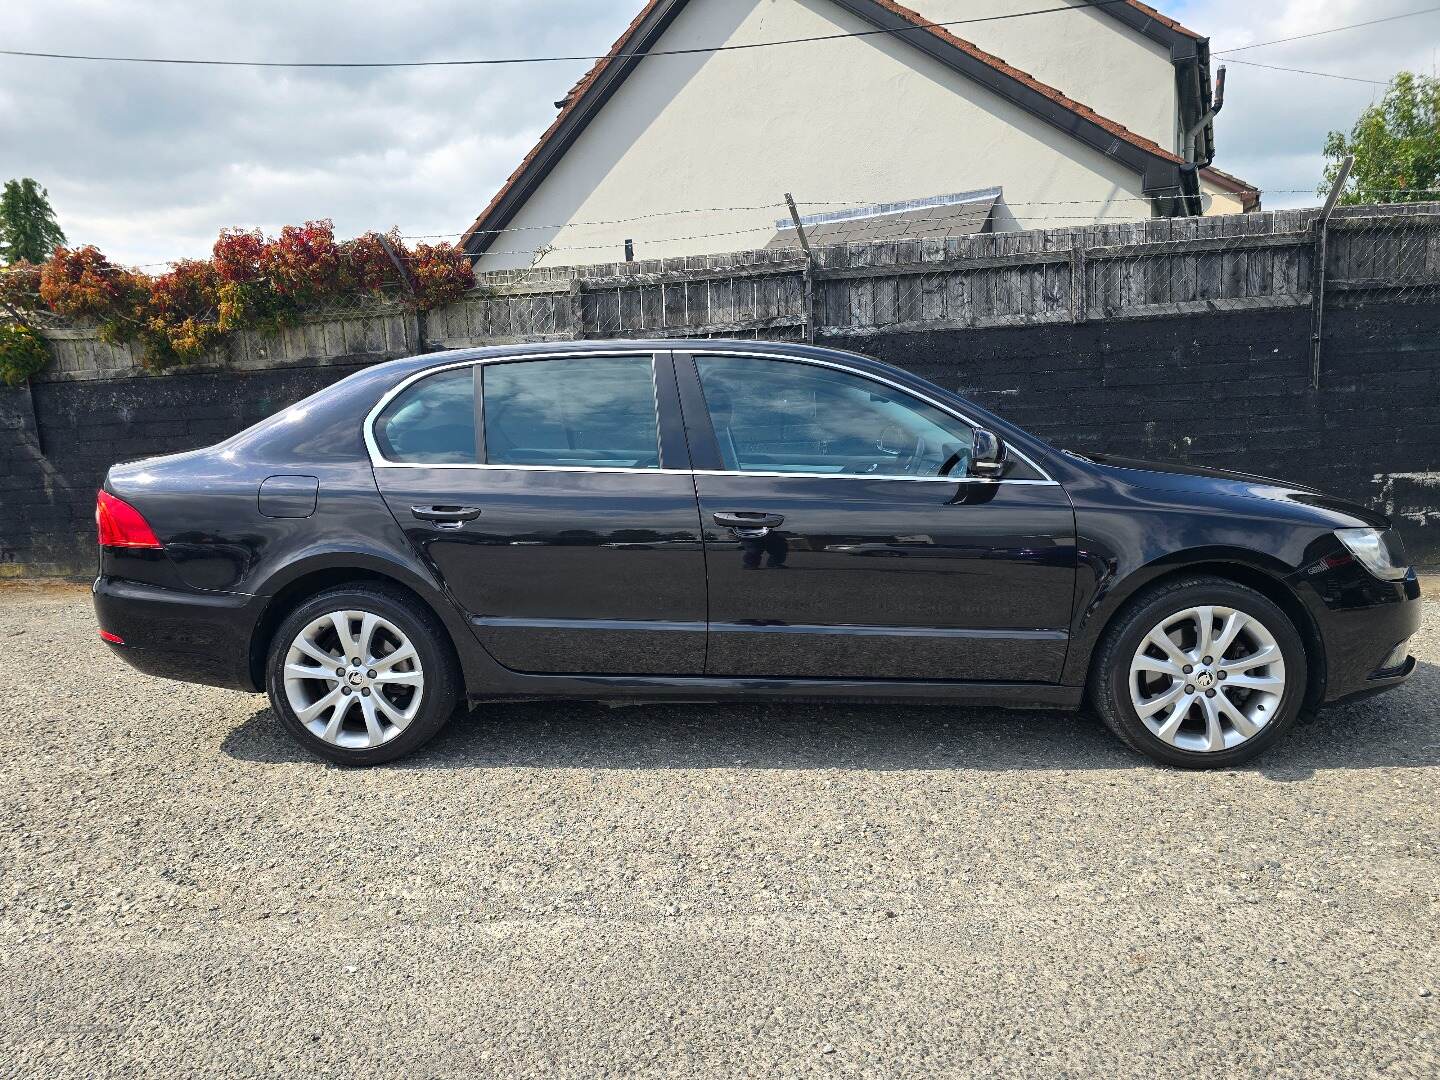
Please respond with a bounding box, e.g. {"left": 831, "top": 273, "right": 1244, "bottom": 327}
{"left": 1129, "top": 605, "right": 1287, "bottom": 754}
{"left": 282, "top": 609, "right": 425, "bottom": 750}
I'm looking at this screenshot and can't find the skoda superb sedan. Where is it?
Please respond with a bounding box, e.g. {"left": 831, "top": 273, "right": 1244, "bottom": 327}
{"left": 93, "top": 340, "right": 1421, "bottom": 768}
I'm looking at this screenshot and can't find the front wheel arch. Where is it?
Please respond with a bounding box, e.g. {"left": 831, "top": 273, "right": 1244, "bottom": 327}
{"left": 1084, "top": 559, "right": 1327, "bottom": 716}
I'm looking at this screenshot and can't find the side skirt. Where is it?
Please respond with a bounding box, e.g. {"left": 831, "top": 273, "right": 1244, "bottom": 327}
{"left": 466, "top": 673, "right": 1084, "bottom": 710}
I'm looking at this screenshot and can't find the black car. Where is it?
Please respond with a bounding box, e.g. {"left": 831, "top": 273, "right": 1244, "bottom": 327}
{"left": 93, "top": 340, "right": 1421, "bottom": 768}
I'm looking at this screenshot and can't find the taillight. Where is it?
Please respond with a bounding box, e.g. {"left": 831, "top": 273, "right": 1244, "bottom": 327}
{"left": 96, "top": 490, "right": 162, "bottom": 549}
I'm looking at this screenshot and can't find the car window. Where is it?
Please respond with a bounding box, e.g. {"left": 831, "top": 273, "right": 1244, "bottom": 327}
{"left": 483, "top": 356, "right": 661, "bottom": 469}
{"left": 373, "top": 367, "right": 477, "bottom": 464}
{"left": 695, "top": 356, "right": 975, "bottom": 478}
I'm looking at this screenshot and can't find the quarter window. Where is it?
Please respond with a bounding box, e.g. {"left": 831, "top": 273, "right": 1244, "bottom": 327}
{"left": 483, "top": 356, "right": 661, "bottom": 469}
{"left": 373, "top": 367, "right": 477, "bottom": 464}
{"left": 695, "top": 356, "right": 976, "bottom": 479}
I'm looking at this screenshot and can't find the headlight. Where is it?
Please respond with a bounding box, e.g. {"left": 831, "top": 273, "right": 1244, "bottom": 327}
{"left": 1334, "top": 528, "right": 1410, "bottom": 581}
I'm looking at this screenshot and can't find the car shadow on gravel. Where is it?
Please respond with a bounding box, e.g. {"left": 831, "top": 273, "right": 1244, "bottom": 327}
{"left": 220, "top": 662, "right": 1439, "bottom": 777}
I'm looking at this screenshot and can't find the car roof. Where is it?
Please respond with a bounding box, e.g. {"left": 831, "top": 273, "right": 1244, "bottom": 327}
{"left": 399, "top": 337, "right": 875, "bottom": 367}
{"left": 356, "top": 338, "right": 910, "bottom": 396}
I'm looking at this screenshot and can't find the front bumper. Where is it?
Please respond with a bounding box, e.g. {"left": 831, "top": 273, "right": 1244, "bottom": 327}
{"left": 1314, "top": 571, "right": 1423, "bottom": 704}
{"left": 93, "top": 576, "right": 265, "bottom": 692}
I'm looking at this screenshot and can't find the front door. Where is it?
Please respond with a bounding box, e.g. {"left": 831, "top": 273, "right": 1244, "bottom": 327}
{"left": 676, "top": 352, "right": 1076, "bottom": 682}
{"left": 372, "top": 352, "right": 708, "bottom": 675}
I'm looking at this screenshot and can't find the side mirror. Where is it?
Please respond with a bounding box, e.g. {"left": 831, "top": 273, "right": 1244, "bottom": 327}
{"left": 970, "top": 428, "right": 1007, "bottom": 478}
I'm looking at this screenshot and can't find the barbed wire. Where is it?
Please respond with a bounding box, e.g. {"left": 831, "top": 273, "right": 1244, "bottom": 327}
{"left": 9, "top": 186, "right": 1439, "bottom": 275}
{"left": 396, "top": 188, "right": 1440, "bottom": 243}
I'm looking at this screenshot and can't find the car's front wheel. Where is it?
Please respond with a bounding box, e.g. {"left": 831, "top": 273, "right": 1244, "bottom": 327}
{"left": 1091, "top": 576, "right": 1308, "bottom": 769}
{"left": 265, "top": 583, "right": 461, "bottom": 765}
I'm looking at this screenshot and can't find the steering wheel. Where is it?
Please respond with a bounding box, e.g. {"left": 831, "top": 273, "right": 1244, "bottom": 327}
{"left": 872, "top": 425, "right": 936, "bottom": 475}
{"left": 937, "top": 442, "right": 968, "bottom": 477}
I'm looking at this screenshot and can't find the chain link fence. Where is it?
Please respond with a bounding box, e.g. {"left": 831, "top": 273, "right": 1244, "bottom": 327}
{"left": 1326, "top": 206, "right": 1440, "bottom": 308}
{"left": 791, "top": 204, "right": 1440, "bottom": 338}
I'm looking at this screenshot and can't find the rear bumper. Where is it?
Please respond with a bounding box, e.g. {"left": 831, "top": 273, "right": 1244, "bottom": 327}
{"left": 93, "top": 576, "right": 265, "bottom": 692}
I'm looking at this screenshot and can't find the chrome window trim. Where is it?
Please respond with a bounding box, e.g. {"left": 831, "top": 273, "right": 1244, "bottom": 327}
{"left": 363, "top": 347, "right": 1058, "bottom": 486}
{"left": 692, "top": 470, "right": 1057, "bottom": 486}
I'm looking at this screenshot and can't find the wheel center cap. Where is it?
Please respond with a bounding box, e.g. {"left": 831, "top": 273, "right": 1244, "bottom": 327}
{"left": 348, "top": 669, "right": 367, "bottom": 688}
{"left": 1194, "top": 670, "right": 1215, "bottom": 690}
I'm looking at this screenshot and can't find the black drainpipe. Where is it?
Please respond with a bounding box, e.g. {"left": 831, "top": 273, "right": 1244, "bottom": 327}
{"left": 1181, "top": 65, "right": 1226, "bottom": 215}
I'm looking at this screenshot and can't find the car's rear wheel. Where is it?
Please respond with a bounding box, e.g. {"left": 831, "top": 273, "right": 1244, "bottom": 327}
{"left": 265, "top": 584, "right": 461, "bottom": 765}
{"left": 1091, "top": 576, "right": 1308, "bottom": 769}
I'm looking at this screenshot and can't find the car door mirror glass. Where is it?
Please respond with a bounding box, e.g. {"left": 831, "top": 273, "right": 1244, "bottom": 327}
{"left": 970, "top": 429, "right": 1007, "bottom": 478}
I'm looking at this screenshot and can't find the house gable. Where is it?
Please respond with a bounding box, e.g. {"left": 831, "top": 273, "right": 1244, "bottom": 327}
{"left": 897, "top": 0, "right": 1187, "bottom": 153}
{"left": 462, "top": 0, "right": 1196, "bottom": 265}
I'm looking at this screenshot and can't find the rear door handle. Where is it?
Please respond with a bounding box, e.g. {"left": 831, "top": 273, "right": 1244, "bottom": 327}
{"left": 713, "top": 511, "right": 784, "bottom": 537}
{"left": 411, "top": 505, "right": 482, "bottom": 528}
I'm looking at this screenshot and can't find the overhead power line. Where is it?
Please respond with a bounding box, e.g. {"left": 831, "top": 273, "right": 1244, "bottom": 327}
{"left": 2, "top": 1, "right": 1424, "bottom": 91}
{"left": 1215, "top": 6, "right": 1440, "bottom": 55}
{"left": 0, "top": 0, "right": 1142, "bottom": 69}
{"left": 1220, "top": 58, "right": 1389, "bottom": 85}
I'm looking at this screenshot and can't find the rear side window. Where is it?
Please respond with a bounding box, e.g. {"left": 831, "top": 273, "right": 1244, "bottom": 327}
{"left": 373, "top": 367, "right": 477, "bottom": 464}
{"left": 483, "top": 356, "right": 660, "bottom": 469}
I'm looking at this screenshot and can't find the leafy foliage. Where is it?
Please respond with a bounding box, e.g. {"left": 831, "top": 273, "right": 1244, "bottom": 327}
{"left": 1322, "top": 72, "right": 1440, "bottom": 204}
{"left": 0, "top": 322, "right": 49, "bottom": 385}
{"left": 0, "top": 179, "right": 67, "bottom": 265}
{"left": 39, "top": 246, "right": 142, "bottom": 319}
{"left": 27, "top": 222, "right": 476, "bottom": 371}
{"left": 0, "top": 261, "right": 43, "bottom": 314}
{"left": 408, "top": 241, "right": 475, "bottom": 311}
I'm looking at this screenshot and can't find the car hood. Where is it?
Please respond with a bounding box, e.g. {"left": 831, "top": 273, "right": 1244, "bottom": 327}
{"left": 1077, "top": 452, "right": 1390, "bottom": 529}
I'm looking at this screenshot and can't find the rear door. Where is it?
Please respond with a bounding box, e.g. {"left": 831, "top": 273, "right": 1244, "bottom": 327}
{"left": 370, "top": 352, "right": 708, "bottom": 675}
{"left": 675, "top": 351, "right": 1077, "bottom": 682}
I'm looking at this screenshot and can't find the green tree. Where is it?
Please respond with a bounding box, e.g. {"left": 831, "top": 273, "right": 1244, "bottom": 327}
{"left": 0, "top": 178, "right": 67, "bottom": 264}
{"left": 1321, "top": 72, "right": 1440, "bottom": 204}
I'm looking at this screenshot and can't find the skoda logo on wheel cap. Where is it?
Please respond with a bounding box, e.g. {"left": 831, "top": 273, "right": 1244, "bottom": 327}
{"left": 347, "top": 669, "right": 366, "bottom": 687}
{"left": 1194, "top": 670, "right": 1215, "bottom": 690}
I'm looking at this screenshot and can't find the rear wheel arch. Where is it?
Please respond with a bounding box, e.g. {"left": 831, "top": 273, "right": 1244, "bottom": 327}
{"left": 1086, "top": 559, "right": 1326, "bottom": 713}
{"left": 248, "top": 563, "right": 464, "bottom": 692}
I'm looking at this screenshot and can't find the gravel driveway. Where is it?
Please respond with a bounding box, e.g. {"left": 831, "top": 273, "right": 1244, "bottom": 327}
{"left": 1, "top": 583, "right": 1437, "bottom": 1078}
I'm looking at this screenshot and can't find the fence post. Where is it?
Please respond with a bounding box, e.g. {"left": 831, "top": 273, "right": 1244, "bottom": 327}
{"left": 1310, "top": 155, "right": 1352, "bottom": 389}
{"left": 785, "top": 193, "right": 817, "bottom": 343}
{"left": 377, "top": 235, "right": 429, "bottom": 352}
{"left": 567, "top": 277, "right": 586, "bottom": 340}
{"left": 1070, "top": 242, "right": 1088, "bottom": 324}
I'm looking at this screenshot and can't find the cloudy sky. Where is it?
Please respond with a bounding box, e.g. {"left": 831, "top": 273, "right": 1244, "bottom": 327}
{"left": 0, "top": 0, "right": 1435, "bottom": 266}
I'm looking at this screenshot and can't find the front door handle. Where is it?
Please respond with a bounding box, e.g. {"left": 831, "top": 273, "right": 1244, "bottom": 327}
{"left": 411, "top": 505, "right": 482, "bottom": 529}
{"left": 713, "top": 511, "right": 784, "bottom": 538}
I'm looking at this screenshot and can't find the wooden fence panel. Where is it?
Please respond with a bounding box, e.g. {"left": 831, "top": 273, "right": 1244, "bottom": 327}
{"left": 31, "top": 205, "right": 1438, "bottom": 379}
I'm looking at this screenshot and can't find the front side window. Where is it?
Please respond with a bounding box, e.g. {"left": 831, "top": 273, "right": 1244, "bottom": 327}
{"left": 695, "top": 356, "right": 975, "bottom": 478}
{"left": 373, "top": 367, "right": 477, "bottom": 464}
{"left": 483, "top": 356, "right": 660, "bottom": 469}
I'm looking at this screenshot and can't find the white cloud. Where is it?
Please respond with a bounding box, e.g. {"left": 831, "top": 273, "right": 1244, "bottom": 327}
{"left": 1173, "top": 0, "right": 1439, "bottom": 205}
{"left": 0, "top": 0, "right": 635, "bottom": 264}
{"left": 0, "top": 0, "right": 1435, "bottom": 264}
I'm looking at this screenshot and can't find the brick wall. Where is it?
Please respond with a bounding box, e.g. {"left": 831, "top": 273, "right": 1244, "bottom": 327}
{"left": 2, "top": 299, "right": 1438, "bottom": 578}
{"left": 0, "top": 362, "right": 374, "bottom": 577}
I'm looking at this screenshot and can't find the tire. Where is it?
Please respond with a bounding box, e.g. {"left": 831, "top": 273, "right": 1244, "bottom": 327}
{"left": 1090, "top": 575, "right": 1308, "bottom": 769}
{"left": 265, "top": 583, "right": 462, "bottom": 766}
